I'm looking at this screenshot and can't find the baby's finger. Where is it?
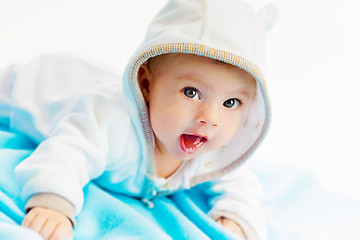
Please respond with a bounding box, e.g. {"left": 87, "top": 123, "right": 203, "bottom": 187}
{"left": 39, "top": 219, "right": 59, "bottom": 240}
{"left": 28, "top": 214, "right": 47, "bottom": 233}
{"left": 21, "top": 210, "right": 36, "bottom": 228}
{"left": 221, "top": 219, "right": 246, "bottom": 238}
{"left": 222, "top": 220, "right": 238, "bottom": 232}
{"left": 49, "top": 222, "right": 73, "bottom": 240}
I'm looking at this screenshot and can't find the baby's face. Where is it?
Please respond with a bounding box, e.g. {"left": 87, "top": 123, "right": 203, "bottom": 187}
{"left": 140, "top": 54, "right": 256, "bottom": 162}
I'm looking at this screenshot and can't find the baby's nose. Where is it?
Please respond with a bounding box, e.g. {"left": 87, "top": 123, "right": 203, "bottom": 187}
{"left": 196, "top": 105, "right": 219, "bottom": 127}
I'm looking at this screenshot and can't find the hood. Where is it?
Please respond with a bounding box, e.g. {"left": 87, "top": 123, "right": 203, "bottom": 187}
{"left": 123, "top": 0, "right": 276, "bottom": 184}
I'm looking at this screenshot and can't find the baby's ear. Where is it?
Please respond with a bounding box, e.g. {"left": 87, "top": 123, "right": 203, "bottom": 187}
{"left": 138, "top": 64, "right": 152, "bottom": 102}
{"left": 258, "top": 3, "right": 279, "bottom": 31}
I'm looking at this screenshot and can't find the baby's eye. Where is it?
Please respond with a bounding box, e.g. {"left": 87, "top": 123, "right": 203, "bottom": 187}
{"left": 182, "top": 87, "right": 200, "bottom": 100}
{"left": 223, "top": 98, "right": 241, "bottom": 109}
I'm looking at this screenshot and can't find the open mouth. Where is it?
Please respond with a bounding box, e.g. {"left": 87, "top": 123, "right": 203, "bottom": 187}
{"left": 180, "top": 134, "right": 208, "bottom": 154}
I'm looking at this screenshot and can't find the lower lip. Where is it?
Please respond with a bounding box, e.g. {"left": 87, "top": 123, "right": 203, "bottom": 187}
{"left": 179, "top": 134, "right": 206, "bottom": 154}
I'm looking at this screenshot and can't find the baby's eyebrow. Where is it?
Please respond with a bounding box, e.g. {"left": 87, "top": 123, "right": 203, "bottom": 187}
{"left": 233, "top": 90, "right": 251, "bottom": 99}
{"left": 176, "top": 72, "right": 204, "bottom": 83}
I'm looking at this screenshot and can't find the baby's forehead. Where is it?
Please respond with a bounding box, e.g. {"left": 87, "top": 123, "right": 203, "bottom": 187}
{"left": 149, "top": 53, "right": 254, "bottom": 78}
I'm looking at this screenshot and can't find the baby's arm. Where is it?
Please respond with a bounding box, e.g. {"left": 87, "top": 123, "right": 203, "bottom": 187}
{"left": 11, "top": 55, "right": 127, "bottom": 220}
{"left": 198, "top": 167, "right": 266, "bottom": 240}
{"left": 22, "top": 207, "right": 72, "bottom": 240}
{"left": 1, "top": 54, "right": 128, "bottom": 238}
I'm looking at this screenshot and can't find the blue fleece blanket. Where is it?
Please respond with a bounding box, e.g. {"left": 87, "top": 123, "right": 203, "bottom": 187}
{"left": 1, "top": 124, "right": 359, "bottom": 239}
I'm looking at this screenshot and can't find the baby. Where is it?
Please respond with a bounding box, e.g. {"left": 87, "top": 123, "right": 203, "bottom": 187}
{"left": 2, "top": 0, "right": 273, "bottom": 239}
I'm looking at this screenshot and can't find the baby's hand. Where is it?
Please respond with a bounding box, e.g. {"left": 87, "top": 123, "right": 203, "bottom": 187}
{"left": 216, "top": 216, "right": 247, "bottom": 239}
{"left": 22, "top": 207, "right": 73, "bottom": 240}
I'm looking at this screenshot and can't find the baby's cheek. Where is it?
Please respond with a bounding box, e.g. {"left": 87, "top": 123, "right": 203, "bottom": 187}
{"left": 209, "top": 135, "right": 231, "bottom": 152}
{"left": 222, "top": 122, "right": 239, "bottom": 141}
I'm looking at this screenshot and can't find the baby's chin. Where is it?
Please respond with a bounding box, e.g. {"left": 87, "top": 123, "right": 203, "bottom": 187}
{"left": 174, "top": 147, "right": 210, "bottom": 162}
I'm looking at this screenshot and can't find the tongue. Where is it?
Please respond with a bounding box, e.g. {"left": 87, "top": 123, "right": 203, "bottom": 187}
{"left": 183, "top": 135, "right": 202, "bottom": 147}
{"left": 181, "top": 134, "right": 206, "bottom": 153}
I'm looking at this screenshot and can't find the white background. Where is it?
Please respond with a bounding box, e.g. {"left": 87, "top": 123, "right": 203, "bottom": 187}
{"left": 1, "top": 0, "right": 359, "bottom": 199}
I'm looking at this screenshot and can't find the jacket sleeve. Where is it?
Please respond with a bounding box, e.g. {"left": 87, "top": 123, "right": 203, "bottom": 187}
{"left": 3, "top": 54, "right": 130, "bottom": 217}
{"left": 197, "top": 166, "right": 267, "bottom": 240}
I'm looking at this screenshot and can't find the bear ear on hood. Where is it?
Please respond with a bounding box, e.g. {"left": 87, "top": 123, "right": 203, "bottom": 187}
{"left": 258, "top": 3, "right": 279, "bottom": 31}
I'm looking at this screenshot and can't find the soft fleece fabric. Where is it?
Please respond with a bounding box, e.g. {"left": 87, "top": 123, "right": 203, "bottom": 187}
{"left": 0, "top": 0, "right": 278, "bottom": 239}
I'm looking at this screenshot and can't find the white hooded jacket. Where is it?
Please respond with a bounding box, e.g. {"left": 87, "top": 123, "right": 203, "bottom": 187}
{"left": 0, "top": 0, "right": 275, "bottom": 239}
